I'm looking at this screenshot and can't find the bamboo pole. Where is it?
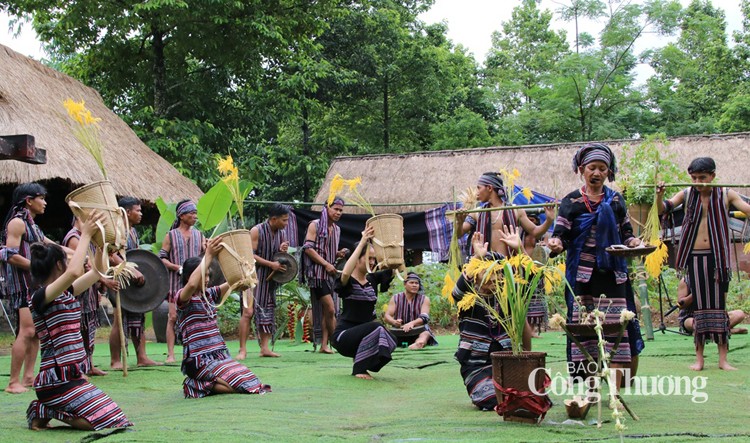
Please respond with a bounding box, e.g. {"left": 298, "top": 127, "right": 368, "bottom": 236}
{"left": 445, "top": 202, "right": 558, "bottom": 216}
{"left": 637, "top": 183, "right": 750, "bottom": 188}
{"left": 115, "top": 291, "right": 127, "bottom": 377}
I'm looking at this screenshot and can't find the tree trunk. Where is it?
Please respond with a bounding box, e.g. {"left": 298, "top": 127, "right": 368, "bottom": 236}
{"left": 302, "top": 104, "right": 311, "bottom": 202}
{"left": 383, "top": 72, "right": 390, "bottom": 152}
{"left": 152, "top": 28, "right": 168, "bottom": 118}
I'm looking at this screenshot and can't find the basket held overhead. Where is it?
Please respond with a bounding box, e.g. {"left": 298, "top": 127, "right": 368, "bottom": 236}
{"left": 65, "top": 181, "right": 128, "bottom": 250}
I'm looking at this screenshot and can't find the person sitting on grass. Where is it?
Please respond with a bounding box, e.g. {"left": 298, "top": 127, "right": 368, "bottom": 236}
{"left": 383, "top": 271, "right": 437, "bottom": 349}
{"left": 331, "top": 226, "right": 396, "bottom": 380}
{"left": 27, "top": 211, "right": 132, "bottom": 431}
{"left": 677, "top": 277, "right": 747, "bottom": 336}
{"left": 177, "top": 237, "right": 271, "bottom": 398}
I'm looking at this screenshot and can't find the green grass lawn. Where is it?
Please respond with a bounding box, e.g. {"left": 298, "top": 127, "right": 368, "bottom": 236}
{"left": 1, "top": 330, "right": 749, "bottom": 442}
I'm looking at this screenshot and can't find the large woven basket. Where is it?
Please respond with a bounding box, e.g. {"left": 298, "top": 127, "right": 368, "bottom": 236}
{"left": 65, "top": 181, "right": 127, "bottom": 249}
{"left": 491, "top": 351, "right": 548, "bottom": 424}
{"left": 215, "top": 230, "right": 256, "bottom": 291}
{"left": 365, "top": 214, "right": 404, "bottom": 270}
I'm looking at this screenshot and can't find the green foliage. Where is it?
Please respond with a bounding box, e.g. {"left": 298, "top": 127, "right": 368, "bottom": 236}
{"left": 216, "top": 293, "right": 241, "bottom": 337}
{"left": 618, "top": 134, "right": 689, "bottom": 205}
{"left": 197, "top": 181, "right": 234, "bottom": 232}
{"left": 153, "top": 198, "right": 176, "bottom": 253}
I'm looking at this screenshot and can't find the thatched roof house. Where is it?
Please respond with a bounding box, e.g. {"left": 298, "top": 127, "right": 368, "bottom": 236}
{"left": 315, "top": 134, "right": 750, "bottom": 214}
{"left": 0, "top": 45, "right": 202, "bottom": 200}
{"left": 0, "top": 44, "right": 202, "bottom": 233}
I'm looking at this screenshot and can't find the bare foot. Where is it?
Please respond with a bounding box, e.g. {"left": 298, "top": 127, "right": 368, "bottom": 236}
{"left": 110, "top": 361, "right": 123, "bottom": 370}
{"left": 89, "top": 367, "right": 108, "bottom": 376}
{"left": 235, "top": 351, "right": 247, "bottom": 361}
{"left": 260, "top": 350, "right": 281, "bottom": 358}
{"left": 731, "top": 327, "right": 748, "bottom": 335}
{"left": 719, "top": 361, "right": 738, "bottom": 371}
{"left": 22, "top": 377, "right": 34, "bottom": 387}
{"left": 354, "top": 372, "right": 373, "bottom": 380}
{"left": 5, "top": 382, "right": 28, "bottom": 394}
{"left": 408, "top": 341, "right": 426, "bottom": 350}
{"left": 137, "top": 358, "right": 163, "bottom": 367}
{"left": 319, "top": 347, "right": 334, "bottom": 354}
{"left": 165, "top": 356, "right": 176, "bottom": 364}
{"left": 689, "top": 360, "right": 704, "bottom": 371}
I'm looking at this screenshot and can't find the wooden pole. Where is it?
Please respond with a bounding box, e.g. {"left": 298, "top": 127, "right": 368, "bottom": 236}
{"left": 637, "top": 183, "right": 750, "bottom": 188}
{"left": 445, "top": 202, "right": 558, "bottom": 216}
{"left": 115, "top": 291, "right": 127, "bottom": 377}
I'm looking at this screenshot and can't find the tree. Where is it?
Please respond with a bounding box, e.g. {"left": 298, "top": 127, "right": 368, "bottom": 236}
{"left": 646, "top": 0, "right": 738, "bottom": 135}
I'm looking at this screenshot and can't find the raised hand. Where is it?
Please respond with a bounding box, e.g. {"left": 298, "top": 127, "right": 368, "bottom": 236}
{"left": 496, "top": 224, "right": 521, "bottom": 251}
{"left": 471, "top": 232, "right": 488, "bottom": 258}
{"left": 547, "top": 237, "right": 563, "bottom": 254}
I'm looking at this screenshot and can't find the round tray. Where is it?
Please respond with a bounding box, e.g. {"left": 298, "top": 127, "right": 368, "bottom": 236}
{"left": 605, "top": 244, "right": 656, "bottom": 258}
{"left": 565, "top": 322, "right": 624, "bottom": 336}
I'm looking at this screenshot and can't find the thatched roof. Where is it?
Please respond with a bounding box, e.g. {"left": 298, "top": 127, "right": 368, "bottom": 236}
{"left": 315, "top": 134, "right": 750, "bottom": 214}
{"left": 0, "top": 44, "right": 202, "bottom": 203}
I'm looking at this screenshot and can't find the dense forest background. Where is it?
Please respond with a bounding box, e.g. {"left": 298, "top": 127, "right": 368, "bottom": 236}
{"left": 2, "top": 0, "right": 749, "bottom": 202}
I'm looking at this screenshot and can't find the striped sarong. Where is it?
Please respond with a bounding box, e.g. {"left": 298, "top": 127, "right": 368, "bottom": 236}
{"left": 27, "top": 378, "right": 131, "bottom": 430}
{"left": 686, "top": 250, "right": 730, "bottom": 346}
{"left": 332, "top": 322, "right": 396, "bottom": 375}
{"left": 183, "top": 350, "right": 269, "bottom": 398}
{"left": 252, "top": 221, "right": 285, "bottom": 337}
{"left": 526, "top": 284, "right": 548, "bottom": 328}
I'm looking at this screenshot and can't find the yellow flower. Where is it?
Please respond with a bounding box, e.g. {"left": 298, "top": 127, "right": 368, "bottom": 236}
{"left": 346, "top": 177, "right": 362, "bottom": 191}
{"left": 512, "top": 168, "right": 521, "bottom": 179}
{"left": 456, "top": 291, "right": 478, "bottom": 312}
{"left": 744, "top": 242, "right": 750, "bottom": 255}
{"left": 644, "top": 240, "right": 669, "bottom": 279}
{"left": 441, "top": 273, "right": 456, "bottom": 304}
{"left": 82, "top": 110, "right": 101, "bottom": 125}
{"left": 522, "top": 187, "right": 533, "bottom": 199}
{"left": 327, "top": 174, "right": 345, "bottom": 206}
{"left": 63, "top": 98, "right": 86, "bottom": 124}
{"left": 217, "top": 155, "right": 235, "bottom": 175}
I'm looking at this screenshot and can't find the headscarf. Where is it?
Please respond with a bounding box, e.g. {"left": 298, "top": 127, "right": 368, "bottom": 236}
{"left": 571, "top": 143, "right": 617, "bottom": 182}
{"left": 318, "top": 197, "right": 344, "bottom": 239}
{"left": 172, "top": 200, "right": 197, "bottom": 229}
{"left": 477, "top": 172, "right": 507, "bottom": 201}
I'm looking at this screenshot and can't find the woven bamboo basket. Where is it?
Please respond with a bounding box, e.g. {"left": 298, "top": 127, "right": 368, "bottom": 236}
{"left": 491, "top": 351, "right": 548, "bottom": 424}
{"left": 215, "top": 230, "right": 256, "bottom": 291}
{"left": 65, "top": 181, "right": 127, "bottom": 249}
{"left": 365, "top": 214, "right": 404, "bottom": 270}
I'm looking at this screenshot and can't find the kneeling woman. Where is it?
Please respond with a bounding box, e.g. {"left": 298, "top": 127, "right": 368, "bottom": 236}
{"left": 27, "top": 212, "right": 131, "bottom": 431}
{"left": 177, "top": 236, "right": 270, "bottom": 398}
{"left": 332, "top": 227, "right": 396, "bottom": 379}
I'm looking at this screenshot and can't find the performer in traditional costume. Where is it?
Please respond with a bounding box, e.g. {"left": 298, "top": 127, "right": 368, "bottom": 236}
{"left": 177, "top": 237, "right": 270, "bottom": 398}
{"left": 657, "top": 157, "right": 750, "bottom": 370}
{"left": 548, "top": 143, "right": 644, "bottom": 387}
{"left": 26, "top": 211, "right": 131, "bottom": 430}
{"left": 452, "top": 229, "right": 522, "bottom": 410}
{"left": 301, "top": 198, "right": 348, "bottom": 354}
{"left": 383, "top": 271, "right": 437, "bottom": 349}
{"left": 457, "top": 171, "right": 554, "bottom": 257}
{"left": 1, "top": 183, "right": 71, "bottom": 394}
{"left": 237, "top": 204, "right": 290, "bottom": 359}
{"left": 109, "top": 197, "right": 160, "bottom": 368}
{"left": 331, "top": 227, "right": 396, "bottom": 379}
{"left": 63, "top": 218, "right": 110, "bottom": 376}
{"left": 677, "top": 277, "right": 747, "bottom": 336}
{"left": 160, "top": 199, "right": 205, "bottom": 363}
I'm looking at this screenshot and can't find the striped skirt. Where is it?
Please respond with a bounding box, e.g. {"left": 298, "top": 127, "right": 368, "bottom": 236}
{"left": 183, "top": 354, "right": 270, "bottom": 398}
{"left": 27, "top": 378, "right": 131, "bottom": 430}
{"left": 686, "top": 250, "right": 730, "bottom": 346}
{"left": 526, "top": 286, "right": 548, "bottom": 328}
{"left": 332, "top": 322, "right": 396, "bottom": 375}
{"left": 570, "top": 270, "right": 631, "bottom": 372}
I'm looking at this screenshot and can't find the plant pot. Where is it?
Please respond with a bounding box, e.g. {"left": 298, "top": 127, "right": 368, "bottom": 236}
{"left": 490, "top": 351, "right": 551, "bottom": 424}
